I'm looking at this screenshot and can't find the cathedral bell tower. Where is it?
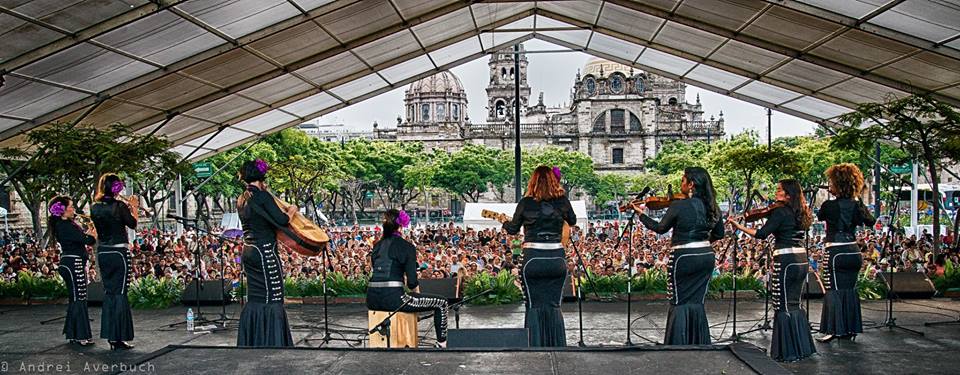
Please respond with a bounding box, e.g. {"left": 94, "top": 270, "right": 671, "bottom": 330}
{"left": 486, "top": 44, "right": 531, "bottom": 122}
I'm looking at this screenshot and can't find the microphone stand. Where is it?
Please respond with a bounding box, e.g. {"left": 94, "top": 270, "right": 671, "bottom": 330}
{"left": 418, "top": 288, "right": 494, "bottom": 329}
{"left": 614, "top": 188, "right": 652, "bottom": 346}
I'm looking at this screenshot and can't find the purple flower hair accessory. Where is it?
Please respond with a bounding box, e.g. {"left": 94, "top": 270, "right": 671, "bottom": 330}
{"left": 110, "top": 180, "right": 125, "bottom": 195}
{"left": 395, "top": 210, "right": 411, "bottom": 228}
{"left": 255, "top": 159, "right": 269, "bottom": 174}
{"left": 552, "top": 166, "right": 562, "bottom": 181}
{"left": 48, "top": 201, "right": 66, "bottom": 217}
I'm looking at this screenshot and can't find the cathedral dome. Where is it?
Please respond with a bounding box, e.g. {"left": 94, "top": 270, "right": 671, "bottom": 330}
{"left": 583, "top": 57, "right": 634, "bottom": 78}
{"left": 407, "top": 71, "right": 465, "bottom": 95}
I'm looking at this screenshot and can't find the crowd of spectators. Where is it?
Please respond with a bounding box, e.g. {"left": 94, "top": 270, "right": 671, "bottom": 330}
{"left": 1, "top": 218, "right": 957, "bottom": 288}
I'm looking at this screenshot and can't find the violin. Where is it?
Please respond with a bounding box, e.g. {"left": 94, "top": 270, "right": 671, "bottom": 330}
{"left": 740, "top": 201, "right": 786, "bottom": 222}
{"left": 619, "top": 193, "right": 688, "bottom": 211}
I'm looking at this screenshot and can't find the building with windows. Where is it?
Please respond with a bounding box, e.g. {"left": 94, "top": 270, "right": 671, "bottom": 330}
{"left": 385, "top": 44, "right": 725, "bottom": 173}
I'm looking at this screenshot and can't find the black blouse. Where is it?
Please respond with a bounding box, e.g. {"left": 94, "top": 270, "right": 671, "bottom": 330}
{"left": 752, "top": 205, "right": 804, "bottom": 249}
{"left": 503, "top": 196, "right": 576, "bottom": 243}
{"left": 369, "top": 236, "right": 420, "bottom": 289}
{"left": 90, "top": 199, "right": 137, "bottom": 245}
{"left": 639, "top": 198, "right": 724, "bottom": 245}
{"left": 817, "top": 198, "right": 876, "bottom": 243}
{"left": 239, "top": 185, "right": 289, "bottom": 244}
{"left": 54, "top": 219, "right": 96, "bottom": 259}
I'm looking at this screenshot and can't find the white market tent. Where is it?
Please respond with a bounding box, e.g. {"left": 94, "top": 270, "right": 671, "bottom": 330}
{"left": 1, "top": 0, "right": 958, "bottom": 161}
{"left": 463, "top": 200, "right": 588, "bottom": 230}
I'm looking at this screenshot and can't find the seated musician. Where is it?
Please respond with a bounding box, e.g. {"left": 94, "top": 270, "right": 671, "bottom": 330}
{"left": 366, "top": 209, "right": 449, "bottom": 348}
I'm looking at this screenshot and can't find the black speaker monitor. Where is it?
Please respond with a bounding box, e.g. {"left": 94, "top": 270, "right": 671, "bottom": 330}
{"left": 447, "top": 328, "right": 529, "bottom": 348}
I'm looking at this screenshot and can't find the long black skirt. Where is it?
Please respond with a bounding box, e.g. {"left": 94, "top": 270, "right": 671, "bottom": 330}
{"left": 664, "top": 246, "right": 715, "bottom": 345}
{"left": 237, "top": 242, "right": 293, "bottom": 347}
{"left": 97, "top": 247, "right": 134, "bottom": 342}
{"left": 58, "top": 255, "right": 91, "bottom": 340}
{"left": 770, "top": 251, "right": 816, "bottom": 362}
{"left": 520, "top": 247, "right": 567, "bottom": 347}
{"left": 819, "top": 244, "right": 863, "bottom": 336}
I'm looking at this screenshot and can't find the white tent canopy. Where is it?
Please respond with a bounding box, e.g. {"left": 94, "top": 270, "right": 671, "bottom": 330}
{"left": 463, "top": 200, "right": 588, "bottom": 231}
{"left": 1, "top": 1, "right": 958, "bottom": 161}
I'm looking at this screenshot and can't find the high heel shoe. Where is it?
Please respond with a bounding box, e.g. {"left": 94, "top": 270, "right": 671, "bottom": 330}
{"left": 109, "top": 341, "right": 134, "bottom": 350}
{"left": 816, "top": 334, "right": 836, "bottom": 343}
{"left": 839, "top": 334, "right": 857, "bottom": 341}
{"left": 69, "top": 339, "right": 94, "bottom": 346}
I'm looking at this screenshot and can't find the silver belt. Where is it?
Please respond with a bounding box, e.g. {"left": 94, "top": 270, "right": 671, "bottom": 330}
{"left": 773, "top": 247, "right": 807, "bottom": 257}
{"left": 672, "top": 241, "right": 710, "bottom": 250}
{"left": 61, "top": 254, "right": 81, "bottom": 258}
{"left": 825, "top": 242, "right": 857, "bottom": 248}
{"left": 523, "top": 242, "right": 564, "bottom": 250}
{"left": 368, "top": 281, "right": 404, "bottom": 288}
{"left": 99, "top": 243, "right": 128, "bottom": 248}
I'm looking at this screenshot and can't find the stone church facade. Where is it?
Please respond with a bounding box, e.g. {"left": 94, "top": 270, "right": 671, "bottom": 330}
{"left": 381, "top": 44, "right": 726, "bottom": 173}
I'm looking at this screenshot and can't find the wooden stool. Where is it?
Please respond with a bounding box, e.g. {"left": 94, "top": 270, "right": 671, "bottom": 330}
{"left": 368, "top": 310, "right": 419, "bottom": 348}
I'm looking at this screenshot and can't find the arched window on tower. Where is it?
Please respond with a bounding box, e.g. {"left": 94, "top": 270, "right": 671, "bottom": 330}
{"left": 629, "top": 113, "right": 642, "bottom": 132}
{"left": 436, "top": 103, "right": 445, "bottom": 121}
{"left": 668, "top": 97, "right": 678, "bottom": 106}
{"left": 610, "top": 109, "right": 625, "bottom": 133}
{"left": 421, "top": 104, "right": 430, "bottom": 122}
{"left": 510, "top": 68, "right": 515, "bottom": 80}
{"left": 592, "top": 112, "right": 606, "bottom": 132}
{"left": 495, "top": 100, "right": 506, "bottom": 118}
{"left": 407, "top": 105, "right": 413, "bottom": 122}
{"left": 501, "top": 68, "right": 507, "bottom": 81}
{"left": 452, "top": 103, "right": 459, "bottom": 120}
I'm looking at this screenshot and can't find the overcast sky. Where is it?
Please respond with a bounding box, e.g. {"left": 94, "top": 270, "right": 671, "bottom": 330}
{"left": 319, "top": 39, "right": 818, "bottom": 139}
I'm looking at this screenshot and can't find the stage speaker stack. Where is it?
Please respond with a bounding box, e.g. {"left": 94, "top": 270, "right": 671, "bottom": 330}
{"left": 180, "top": 280, "right": 233, "bottom": 305}
{"left": 447, "top": 328, "right": 529, "bottom": 348}
{"left": 419, "top": 277, "right": 460, "bottom": 302}
{"left": 802, "top": 270, "right": 825, "bottom": 299}
{"left": 87, "top": 282, "right": 105, "bottom": 305}
{"left": 878, "top": 272, "right": 936, "bottom": 299}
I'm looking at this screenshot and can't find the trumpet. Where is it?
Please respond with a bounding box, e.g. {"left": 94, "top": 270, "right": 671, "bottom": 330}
{"left": 117, "top": 194, "right": 154, "bottom": 217}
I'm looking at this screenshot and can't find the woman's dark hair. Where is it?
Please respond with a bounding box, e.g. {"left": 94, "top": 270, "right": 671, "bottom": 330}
{"left": 46, "top": 195, "right": 71, "bottom": 242}
{"left": 779, "top": 179, "right": 813, "bottom": 229}
{"left": 684, "top": 167, "right": 721, "bottom": 225}
{"left": 379, "top": 209, "right": 401, "bottom": 242}
{"left": 239, "top": 159, "right": 267, "bottom": 184}
{"left": 94, "top": 173, "right": 123, "bottom": 202}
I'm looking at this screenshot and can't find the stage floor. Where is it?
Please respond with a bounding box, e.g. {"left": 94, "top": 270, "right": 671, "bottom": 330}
{"left": 1, "top": 299, "right": 958, "bottom": 374}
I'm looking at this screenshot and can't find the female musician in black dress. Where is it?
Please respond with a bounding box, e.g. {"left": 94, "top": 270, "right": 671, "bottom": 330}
{"left": 236, "top": 159, "right": 298, "bottom": 347}
{"left": 728, "top": 179, "right": 816, "bottom": 362}
{"left": 90, "top": 173, "right": 139, "bottom": 350}
{"left": 502, "top": 165, "right": 576, "bottom": 347}
{"left": 626, "top": 167, "right": 723, "bottom": 345}
{"left": 817, "top": 163, "right": 875, "bottom": 342}
{"left": 49, "top": 196, "right": 97, "bottom": 346}
{"left": 366, "top": 209, "right": 449, "bottom": 347}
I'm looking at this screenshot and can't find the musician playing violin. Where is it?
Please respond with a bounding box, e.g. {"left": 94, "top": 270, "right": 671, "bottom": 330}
{"left": 726, "top": 179, "right": 815, "bottom": 362}
{"left": 623, "top": 167, "right": 723, "bottom": 345}
{"left": 236, "top": 159, "right": 298, "bottom": 347}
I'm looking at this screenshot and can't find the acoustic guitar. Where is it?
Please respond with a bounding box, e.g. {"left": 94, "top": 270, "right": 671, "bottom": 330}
{"left": 481, "top": 209, "right": 571, "bottom": 247}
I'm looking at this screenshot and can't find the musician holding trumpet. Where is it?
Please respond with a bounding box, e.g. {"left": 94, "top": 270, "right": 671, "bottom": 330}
{"left": 48, "top": 196, "right": 97, "bottom": 346}
{"left": 90, "top": 173, "right": 139, "bottom": 350}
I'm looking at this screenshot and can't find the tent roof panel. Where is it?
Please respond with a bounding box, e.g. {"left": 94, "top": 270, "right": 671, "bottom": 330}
{"left": 2, "top": 0, "right": 959, "bottom": 158}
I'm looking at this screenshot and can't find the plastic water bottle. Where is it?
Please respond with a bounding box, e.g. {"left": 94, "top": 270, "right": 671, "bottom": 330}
{"left": 186, "top": 308, "right": 195, "bottom": 332}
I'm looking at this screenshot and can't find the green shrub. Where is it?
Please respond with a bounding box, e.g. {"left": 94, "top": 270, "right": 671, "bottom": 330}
{"left": 325, "top": 272, "right": 368, "bottom": 297}
{"left": 0, "top": 279, "right": 16, "bottom": 298}
{"left": 16, "top": 271, "right": 67, "bottom": 299}
{"left": 284, "top": 277, "right": 303, "bottom": 298}
{"left": 127, "top": 276, "right": 183, "bottom": 309}
{"left": 933, "top": 259, "right": 960, "bottom": 295}
{"left": 463, "top": 271, "right": 523, "bottom": 305}
{"left": 858, "top": 271, "right": 886, "bottom": 300}
{"left": 708, "top": 272, "right": 764, "bottom": 298}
